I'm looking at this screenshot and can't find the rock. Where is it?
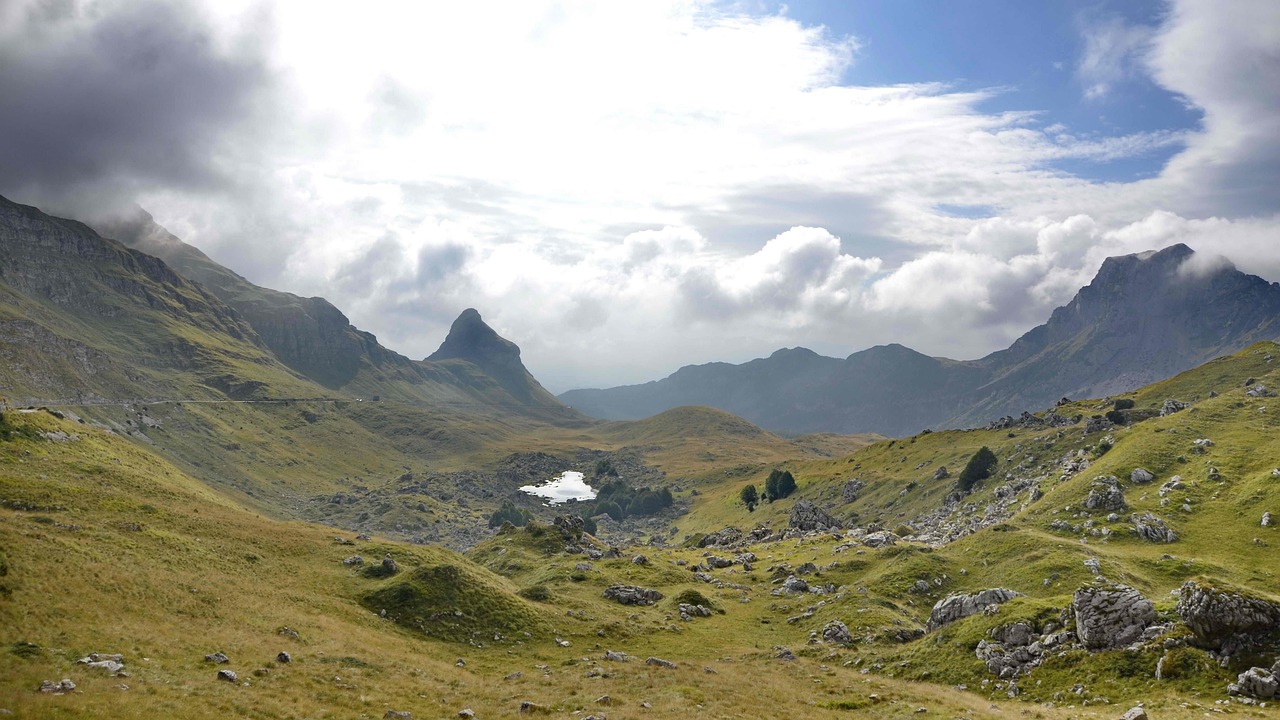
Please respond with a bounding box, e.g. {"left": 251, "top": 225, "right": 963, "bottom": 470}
{"left": 926, "top": 588, "right": 1022, "bottom": 631}
{"left": 1264, "top": 512, "right": 1272, "bottom": 527}
{"left": 1229, "top": 666, "right": 1279, "bottom": 699}
{"left": 384, "top": 711, "right": 412, "bottom": 719}
{"left": 933, "top": 466, "right": 949, "bottom": 481}
{"left": 603, "top": 650, "right": 629, "bottom": 662}
{"left": 789, "top": 501, "right": 843, "bottom": 531}
{"left": 993, "top": 622, "right": 1035, "bottom": 647}
{"left": 381, "top": 554, "right": 399, "bottom": 575}
{"left": 205, "top": 651, "right": 229, "bottom": 664}
{"left": 1073, "top": 584, "right": 1155, "bottom": 650}
{"left": 1193, "top": 438, "right": 1214, "bottom": 448}
{"left": 278, "top": 626, "right": 300, "bottom": 640}
{"left": 822, "top": 620, "right": 853, "bottom": 645}
{"left": 82, "top": 659, "right": 125, "bottom": 674}
{"left": 843, "top": 479, "right": 867, "bottom": 502}
{"left": 518, "top": 701, "right": 546, "bottom": 714}
{"left": 645, "top": 656, "right": 677, "bottom": 668}
{"left": 1084, "top": 476, "right": 1127, "bottom": 512}
{"left": 342, "top": 555, "right": 364, "bottom": 566}
{"left": 706, "top": 556, "right": 733, "bottom": 569}
{"left": 38, "top": 679, "right": 75, "bottom": 694}
{"left": 774, "top": 645, "right": 796, "bottom": 660}
{"left": 678, "top": 603, "right": 712, "bottom": 620}
{"left": 1176, "top": 580, "right": 1280, "bottom": 651}
{"left": 574, "top": 562, "right": 593, "bottom": 572}
{"left": 1120, "top": 706, "right": 1149, "bottom": 720}
{"left": 862, "top": 530, "right": 899, "bottom": 548}
{"left": 1130, "top": 468, "right": 1155, "bottom": 484}
{"left": 276, "top": 652, "right": 291, "bottom": 663}
{"left": 1131, "top": 512, "right": 1178, "bottom": 543}
{"left": 773, "top": 575, "right": 809, "bottom": 596}
{"left": 631, "top": 554, "right": 648, "bottom": 565}
{"left": 602, "top": 584, "right": 663, "bottom": 606}
{"left": 1158, "top": 476, "right": 1185, "bottom": 496}
{"left": 458, "top": 710, "right": 475, "bottom": 719}
{"left": 1084, "top": 557, "right": 1102, "bottom": 575}
{"left": 1161, "top": 399, "right": 1190, "bottom": 416}
{"left": 697, "top": 527, "right": 743, "bottom": 548}
{"left": 216, "top": 669, "right": 238, "bottom": 683}
{"left": 796, "top": 562, "right": 817, "bottom": 575}
{"left": 553, "top": 514, "right": 585, "bottom": 541}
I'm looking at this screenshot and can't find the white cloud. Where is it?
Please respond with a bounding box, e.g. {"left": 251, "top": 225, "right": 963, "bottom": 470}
{"left": 4, "top": 0, "right": 1279, "bottom": 391}
{"left": 1076, "top": 14, "right": 1154, "bottom": 100}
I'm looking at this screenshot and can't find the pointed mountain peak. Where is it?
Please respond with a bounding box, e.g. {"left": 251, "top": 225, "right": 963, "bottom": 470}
{"left": 427, "top": 309, "right": 521, "bottom": 364}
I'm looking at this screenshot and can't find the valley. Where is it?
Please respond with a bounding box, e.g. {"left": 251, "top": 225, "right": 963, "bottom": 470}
{"left": 1, "top": 197, "right": 1279, "bottom": 719}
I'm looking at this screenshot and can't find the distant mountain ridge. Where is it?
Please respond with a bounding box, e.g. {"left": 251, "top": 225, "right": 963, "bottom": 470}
{"left": 561, "top": 244, "right": 1280, "bottom": 436}
{"left": 96, "top": 207, "right": 576, "bottom": 421}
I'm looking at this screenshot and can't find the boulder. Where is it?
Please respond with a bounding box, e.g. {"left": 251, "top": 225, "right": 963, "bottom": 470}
{"left": 1176, "top": 580, "right": 1280, "bottom": 651}
{"left": 205, "top": 651, "right": 229, "bottom": 664}
{"left": 602, "top": 584, "right": 663, "bottom": 606}
{"left": 1084, "top": 476, "right": 1127, "bottom": 512}
{"left": 1120, "top": 707, "right": 1149, "bottom": 720}
{"left": 862, "top": 530, "right": 899, "bottom": 548}
{"left": 788, "top": 501, "right": 842, "bottom": 532}
{"left": 1264, "top": 512, "right": 1273, "bottom": 527}
{"left": 38, "top": 678, "right": 76, "bottom": 694}
{"left": 645, "top": 656, "right": 677, "bottom": 669}
{"left": 1160, "top": 399, "right": 1190, "bottom": 416}
{"left": 381, "top": 554, "right": 400, "bottom": 575}
{"left": 772, "top": 575, "right": 809, "bottom": 596}
{"left": 631, "top": 554, "right": 648, "bottom": 565}
{"left": 216, "top": 669, "right": 238, "bottom": 683}
{"left": 697, "top": 527, "right": 743, "bottom": 548}
{"left": 842, "top": 479, "right": 866, "bottom": 503}
{"left": 822, "top": 620, "right": 853, "bottom": 645}
{"left": 1130, "top": 468, "right": 1155, "bottom": 484}
{"left": 1131, "top": 512, "right": 1178, "bottom": 543}
{"left": 343, "top": 555, "right": 364, "bottom": 566}
{"left": 932, "top": 466, "right": 949, "bottom": 481}
{"left": 553, "top": 514, "right": 585, "bottom": 540}
{"left": 1072, "top": 584, "right": 1155, "bottom": 650}
{"left": 926, "top": 588, "right": 1022, "bottom": 631}
{"left": 1229, "top": 666, "right": 1279, "bottom": 699}
{"left": 276, "top": 652, "right": 291, "bottom": 664}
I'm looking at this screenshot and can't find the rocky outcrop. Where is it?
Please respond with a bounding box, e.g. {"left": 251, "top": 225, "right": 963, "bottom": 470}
{"left": 697, "top": 527, "right": 743, "bottom": 548}
{"left": 1072, "top": 584, "right": 1155, "bottom": 650}
{"left": 822, "top": 620, "right": 853, "bottom": 645}
{"left": 926, "top": 588, "right": 1022, "bottom": 631}
{"left": 842, "top": 479, "right": 866, "bottom": 503}
{"left": 1084, "top": 476, "right": 1127, "bottom": 512}
{"left": 1176, "top": 580, "right": 1280, "bottom": 651}
{"left": 1131, "top": 512, "right": 1177, "bottom": 543}
{"left": 602, "top": 584, "right": 663, "bottom": 606}
{"left": 788, "top": 501, "right": 842, "bottom": 531}
{"left": 1130, "top": 468, "right": 1155, "bottom": 484}
{"left": 1229, "top": 664, "right": 1280, "bottom": 699}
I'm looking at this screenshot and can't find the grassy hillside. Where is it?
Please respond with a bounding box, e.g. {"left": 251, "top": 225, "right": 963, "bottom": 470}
{"left": 0, "top": 409, "right": 1091, "bottom": 720}
{"left": 3, "top": 344, "right": 1279, "bottom": 717}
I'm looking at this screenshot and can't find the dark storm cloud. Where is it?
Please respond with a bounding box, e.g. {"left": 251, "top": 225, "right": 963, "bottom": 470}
{"left": 0, "top": 0, "right": 276, "bottom": 215}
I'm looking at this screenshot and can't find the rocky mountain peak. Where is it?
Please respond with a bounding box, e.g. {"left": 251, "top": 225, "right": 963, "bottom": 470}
{"left": 428, "top": 309, "right": 521, "bottom": 365}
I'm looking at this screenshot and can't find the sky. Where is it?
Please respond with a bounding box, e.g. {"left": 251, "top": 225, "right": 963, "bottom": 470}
{"left": 1, "top": 0, "right": 1278, "bottom": 392}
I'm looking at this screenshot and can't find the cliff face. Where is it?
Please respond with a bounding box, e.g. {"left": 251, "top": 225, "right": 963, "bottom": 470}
{"left": 563, "top": 244, "right": 1280, "bottom": 436}
{"left": 96, "top": 207, "right": 579, "bottom": 420}
{"left": 0, "top": 196, "right": 309, "bottom": 403}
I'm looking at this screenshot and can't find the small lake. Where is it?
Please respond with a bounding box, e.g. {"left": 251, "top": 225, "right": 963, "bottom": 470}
{"left": 519, "top": 470, "right": 596, "bottom": 505}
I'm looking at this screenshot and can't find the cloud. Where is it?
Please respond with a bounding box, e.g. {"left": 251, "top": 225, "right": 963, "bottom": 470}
{"left": 2, "top": 0, "right": 1279, "bottom": 392}
{"left": 0, "top": 0, "right": 278, "bottom": 217}
{"left": 1075, "top": 13, "right": 1154, "bottom": 100}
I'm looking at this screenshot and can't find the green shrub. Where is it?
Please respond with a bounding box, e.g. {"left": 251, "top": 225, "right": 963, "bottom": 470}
{"left": 956, "top": 447, "right": 997, "bottom": 493}
{"left": 518, "top": 584, "right": 552, "bottom": 602}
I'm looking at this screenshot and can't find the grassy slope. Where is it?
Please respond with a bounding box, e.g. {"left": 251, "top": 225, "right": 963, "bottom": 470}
{"left": 3, "top": 339, "right": 1276, "bottom": 718}
{"left": 0, "top": 410, "right": 1081, "bottom": 720}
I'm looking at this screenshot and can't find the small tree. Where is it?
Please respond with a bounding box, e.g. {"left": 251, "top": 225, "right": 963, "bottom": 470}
{"left": 740, "top": 484, "right": 759, "bottom": 511}
{"left": 777, "top": 470, "right": 797, "bottom": 498}
{"left": 957, "top": 446, "right": 997, "bottom": 493}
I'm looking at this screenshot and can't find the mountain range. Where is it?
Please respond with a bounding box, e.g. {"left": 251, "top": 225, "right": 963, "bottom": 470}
{"left": 0, "top": 199, "right": 575, "bottom": 422}
{"left": 561, "top": 243, "right": 1280, "bottom": 436}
